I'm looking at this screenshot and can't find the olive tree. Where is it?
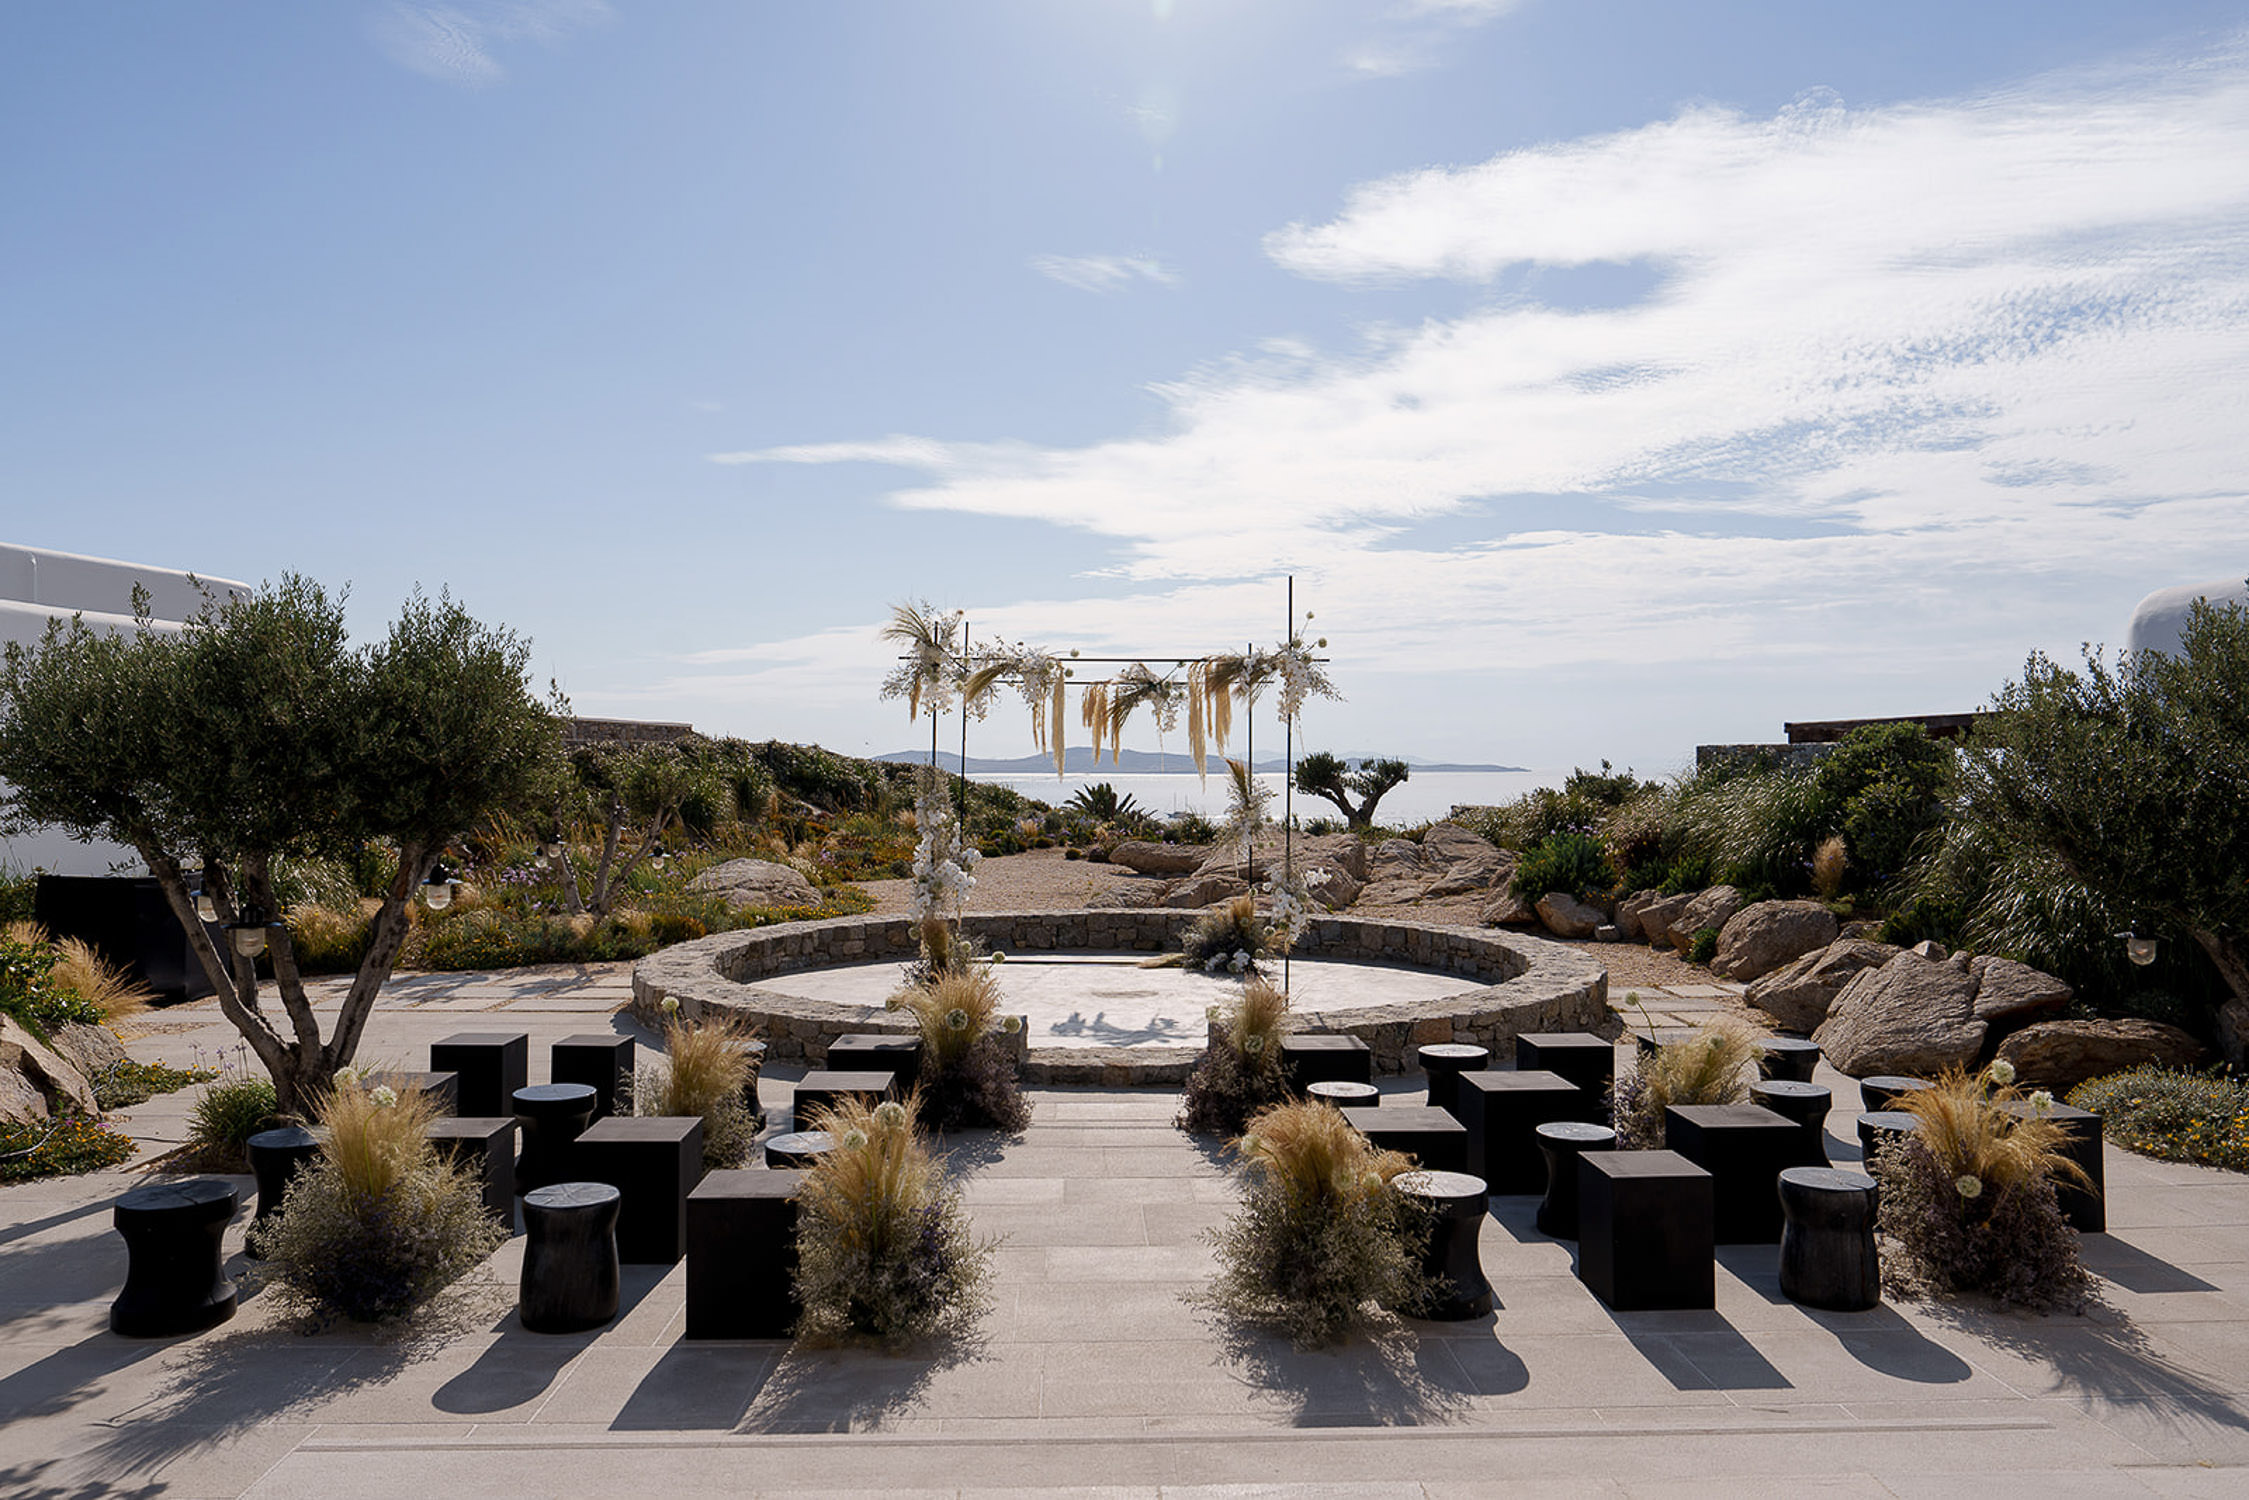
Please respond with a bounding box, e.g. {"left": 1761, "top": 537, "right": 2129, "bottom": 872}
{"left": 0, "top": 577, "right": 557, "bottom": 1111}
{"left": 1293, "top": 752, "right": 1410, "bottom": 829}
{"left": 553, "top": 740, "right": 728, "bottom": 917}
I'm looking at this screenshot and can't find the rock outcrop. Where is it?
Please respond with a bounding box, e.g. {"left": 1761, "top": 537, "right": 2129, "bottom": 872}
{"left": 1712, "top": 900, "right": 1841, "bottom": 982}
{"left": 1480, "top": 889, "right": 1538, "bottom": 926}
{"left": 1535, "top": 892, "right": 1605, "bottom": 940}
{"left": 1637, "top": 892, "right": 1696, "bottom": 949}
{"left": 1968, "top": 955, "right": 2074, "bottom": 1028}
{"left": 1994, "top": 1019, "right": 2210, "bottom": 1092}
{"left": 1105, "top": 840, "right": 1205, "bottom": 877}
{"left": 1813, "top": 954, "right": 1987, "bottom": 1076}
{"left": 1744, "top": 938, "right": 1900, "bottom": 1032}
{"left": 687, "top": 858, "right": 821, "bottom": 910}
{"left": 1615, "top": 889, "right": 1663, "bottom": 941}
{"left": 1670, "top": 886, "right": 1746, "bottom": 953}
{"left": 0, "top": 1016, "right": 101, "bottom": 1124}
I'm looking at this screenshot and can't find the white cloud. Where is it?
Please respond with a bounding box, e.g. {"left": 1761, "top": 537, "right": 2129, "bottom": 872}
{"left": 1348, "top": 0, "right": 1525, "bottom": 77}
{"left": 1027, "top": 254, "right": 1182, "bottom": 293}
{"left": 367, "top": 0, "right": 607, "bottom": 86}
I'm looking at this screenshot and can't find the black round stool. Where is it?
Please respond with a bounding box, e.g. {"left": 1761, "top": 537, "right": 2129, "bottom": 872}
{"left": 520, "top": 1182, "right": 621, "bottom": 1333}
{"left": 764, "top": 1130, "right": 835, "bottom": 1170}
{"left": 513, "top": 1083, "right": 599, "bottom": 1194}
{"left": 1307, "top": 1080, "right": 1379, "bottom": 1109}
{"left": 1778, "top": 1167, "right": 1880, "bottom": 1311}
{"left": 1533, "top": 1120, "right": 1617, "bottom": 1238}
{"left": 244, "top": 1125, "right": 322, "bottom": 1258}
{"left": 740, "top": 1038, "right": 769, "bottom": 1129}
{"left": 1758, "top": 1037, "right": 1822, "bottom": 1084}
{"left": 1750, "top": 1080, "right": 1833, "bottom": 1166}
{"left": 1858, "top": 1075, "right": 1931, "bottom": 1114}
{"left": 1416, "top": 1044, "right": 1489, "bottom": 1115}
{"left": 1856, "top": 1110, "right": 1920, "bottom": 1166}
{"left": 1393, "top": 1170, "right": 1492, "bottom": 1320}
{"left": 110, "top": 1179, "right": 240, "bottom": 1337}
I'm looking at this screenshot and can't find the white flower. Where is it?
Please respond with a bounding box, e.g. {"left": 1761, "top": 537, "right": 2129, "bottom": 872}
{"left": 1229, "top": 950, "right": 1250, "bottom": 972}
{"left": 333, "top": 1066, "right": 361, "bottom": 1089}
{"left": 874, "top": 1100, "right": 908, "bottom": 1129}
{"left": 1988, "top": 1059, "right": 2016, "bottom": 1086}
{"left": 1205, "top": 954, "right": 1226, "bottom": 972}
{"left": 1955, "top": 1174, "right": 1984, "bottom": 1200}
{"left": 370, "top": 1085, "right": 399, "bottom": 1109}
{"left": 661, "top": 996, "right": 680, "bottom": 1016}
{"left": 1242, "top": 1033, "right": 1265, "bottom": 1055}
{"left": 990, "top": 950, "right": 1008, "bottom": 964}
{"left": 1002, "top": 1015, "right": 1023, "bottom": 1034}
{"left": 1239, "top": 1132, "right": 1263, "bottom": 1157}
{"left": 841, "top": 1128, "right": 869, "bottom": 1151}
{"left": 945, "top": 1007, "right": 971, "bottom": 1032}
{"left": 2029, "top": 1089, "right": 2055, "bottom": 1114}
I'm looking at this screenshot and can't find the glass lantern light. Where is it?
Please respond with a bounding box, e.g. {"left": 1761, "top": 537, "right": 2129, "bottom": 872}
{"left": 421, "top": 862, "right": 458, "bottom": 912}
{"left": 226, "top": 909, "right": 281, "bottom": 958}
{"left": 2118, "top": 930, "right": 2159, "bottom": 967}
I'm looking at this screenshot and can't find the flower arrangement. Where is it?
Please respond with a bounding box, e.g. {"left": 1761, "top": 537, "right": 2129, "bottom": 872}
{"left": 1176, "top": 976, "right": 1295, "bottom": 1136}
{"left": 637, "top": 1006, "right": 761, "bottom": 1168}
{"left": 1610, "top": 1012, "right": 1769, "bottom": 1148}
{"left": 1199, "top": 1098, "right": 1431, "bottom": 1345}
{"left": 1868, "top": 1064, "right": 2093, "bottom": 1310}
{"left": 904, "top": 776, "right": 981, "bottom": 981}
{"left": 886, "top": 963, "right": 1030, "bottom": 1132}
{"left": 793, "top": 1092, "right": 995, "bottom": 1347}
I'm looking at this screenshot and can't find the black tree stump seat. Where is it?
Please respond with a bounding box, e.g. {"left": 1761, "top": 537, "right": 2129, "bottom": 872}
{"left": 572, "top": 1115, "right": 706, "bottom": 1265}
{"left": 520, "top": 1182, "right": 621, "bottom": 1334}
{"left": 1456, "top": 1070, "right": 1584, "bottom": 1193}
{"left": 1856, "top": 1110, "right": 1920, "bottom": 1166}
{"left": 1576, "top": 1150, "right": 1714, "bottom": 1311}
{"left": 243, "top": 1125, "right": 320, "bottom": 1259}
{"left": 793, "top": 1070, "right": 897, "bottom": 1130}
{"left": 1999, "top": 1098, "right": 2106, "bottom": 1232}
{"left": 110, "top": 1179, "right": 239, "bottom": 1337}
{"left": 1777, "top": 1166, "right": 1881, "bottom": 1311}
{"left": 427, "top": 1116, "right": 520, "bottom": 1223}
{"left": 1394, "top": 1170, "right": 1492, "bottom": 1320}
{"left": 1306, "top": 1080, "right": 1379, "bottom": 1109}
{"left": 1281, "top": 1034, "right": 1373, "bottom": 1091}
{"left": 1858, "top": 1075, "right": 1932, "bottom": 1114}
{"left": 1534, "top": 1120, "right": 1617, "bottom": 1239}
{"left": 1663, "top": 1103, "right": 1802, "bottom": 1244}
{"left": 1516, "top": 1032, "right": 1616, "bottom": 1122}
{"left": 686, "top": 1169, "right": 805, "bottom": 1339}
{"left": 513, "top": 1083, "right": 599, "bottom": 1195}
{"left": 1758, "top": 1037, "right": 1823, "bottom": 1084}
{"left": 1750, "top": 1079, "right": 1835, "bottom": 1168}
{"left": 1339, "top": 1105, "right": 1468, "bottom": 1174}
{"left": 429, "top": 1031, "right": 529, "bottom": 1119}
{"left": 823, "top": 1034, "right": 923, "bottom": 1091}
{"left": 1417, "top": 1043, "right": 1490, "bottom": 1116}
{"left": 551, "top": 1034, "right": 635, "bottom": 1121}
{"left": 764, "top": 1131, "right": 835, "bottom": 1171}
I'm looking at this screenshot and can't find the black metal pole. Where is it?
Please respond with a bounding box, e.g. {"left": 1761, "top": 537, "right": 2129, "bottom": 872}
{"left": 1284, "top": 576, "right": 1293, "bottom": 999}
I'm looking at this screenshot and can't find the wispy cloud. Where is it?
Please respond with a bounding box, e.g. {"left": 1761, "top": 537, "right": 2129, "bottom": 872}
{"left": 1028, "top": 253, "right": 1181, "bottom": 294}
{"left": 1347, "top": 0, "right": 1525, "bottom": 77}
{"left": 367, "top": 0, "right": 607, "bottom": 86}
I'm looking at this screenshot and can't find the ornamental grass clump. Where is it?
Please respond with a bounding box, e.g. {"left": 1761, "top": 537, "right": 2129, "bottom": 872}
{"left": 1201, "top": 1098, "right": 1433, "bottom": 1346}
{"left": 793, "top": 1093, "right": 993, "bottom": 1347}
{"left": 2070, "top": 1066, "right": 2249, "bottom": 1173}
{"left": 1610, "top": 1013, "right": 1768, "bottom": 1148}
{"left": 1176, "top": 977, "right": 1294, "bottom": 1137}
{"left": 638, "top": 1003, "right": 759, "bottom": 1167}
{"left": 260, "top": 1070, "right": 507, "bottom": 1325}
{"left": 886, "top": 964, "right": 1029, "bottom": 1133}
{"left": 1869, "top": 1064, "right": 2092, "bottom": 1310}
{"left": 7, "top": 921, "right": 157, "bottom": 1021}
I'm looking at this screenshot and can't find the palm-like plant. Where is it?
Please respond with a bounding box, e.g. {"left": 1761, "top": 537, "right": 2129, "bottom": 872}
{"left": 1066, "top": 782, "right": 1146, "bottom": 822}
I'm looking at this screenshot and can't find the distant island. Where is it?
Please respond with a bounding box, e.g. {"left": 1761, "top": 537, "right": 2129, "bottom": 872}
{"left": 875, "top": 748, "right": 1527, "bottom": 775}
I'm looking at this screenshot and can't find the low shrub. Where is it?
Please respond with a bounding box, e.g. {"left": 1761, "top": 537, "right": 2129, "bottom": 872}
{"left": 5, "top": 922, "right": 159, "bottom": 1021}
{"left": 186, "top": 1071, "right": 282, "bottom": 1171}
{"left": 1611, "top": 1013, "right": 1767, "bottom": 1148}
{"left": 1163, "top": 893, "right": 1280, "bottom": 977}
{"left": 1508, "top": 833, "right": 1614, "bottom": 902}
{"left": 886, "top": 965, "right": 1029, "bottom": 1133}
{"left": 1687, "top": 926, "right": 1720, "bottom": 965}
{"left": 286, "top": 901, "right": 378, "bottom": 974}
{"left": 0, "top": 932, "right": 102, "bottom": 1040}
{"left": 95, "top": 1059, "right": 212, "bottom": 1110}
{"left": 793, "top": 1093, "right": 994, "bottom": 1346}
{"left": 1177, "top": 978, "right": 1294, "bottom": 1137}
{"left": 639, "top": 1003, "right": 759, "bottom": 1168}
{"left": 2070, "top": 1067, "right": 2249, "bottom": 1173}
{"left": 1199, "top": 1098, "right": 1433, "bottom": 1345}
{"left": 0, "top": 1116, "right": 138, "bottom": 1181}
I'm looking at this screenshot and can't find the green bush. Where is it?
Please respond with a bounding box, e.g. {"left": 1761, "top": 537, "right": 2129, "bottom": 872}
{"left": 95, "top": 1059, "right": 212, "bottom": 1110}
{"left": 1688, "top": 927, "right": 1721, "bottom": 964}
{"left": 1670, "top": 765, "right": 1836, "bottom": 896}
{"left": 187, "top": 1073, "right": 282, "bottom": 1171}
{"left": 0, "top": 1116, "right": 137, "bottom": 1181}
{"left": 1814, "top": 723, "right": 1954, "bottom": 889}
{"left": 0, "top": 871, "right": 35, "bottom": 927}
{"left": 0, "top": 935, "right": 102, "bottom": 1040}
{"left": 2070, "top": 1067, "right": 2249, "bottom": 1172}
{"left": 1509, "top": 833, "right": 1613, "bottom": 901}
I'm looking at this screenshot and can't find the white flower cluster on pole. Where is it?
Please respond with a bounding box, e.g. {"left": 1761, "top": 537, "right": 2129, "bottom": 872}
{"left": 909, "top": 781, "right": 981, "bottom": 927}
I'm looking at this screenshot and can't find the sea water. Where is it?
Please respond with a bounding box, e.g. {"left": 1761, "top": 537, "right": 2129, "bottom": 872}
{"left": 968, "top": 769, "right": 1572, "bottom": 828}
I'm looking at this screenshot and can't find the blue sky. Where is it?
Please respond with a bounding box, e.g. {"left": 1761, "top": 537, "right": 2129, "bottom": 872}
{"left": 5, "top": 1, "right": 2246, "bottom": 777}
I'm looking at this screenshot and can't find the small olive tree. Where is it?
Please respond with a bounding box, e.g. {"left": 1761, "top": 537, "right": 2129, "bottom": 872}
{"left": 553, "top": 740, "right": 728, "bottom": 917}
{"left": 1293, "top": 752, "right": 1410, "bottom": 829}
{"left": 0, "top": 577, "right": 556, "bottom": 1112}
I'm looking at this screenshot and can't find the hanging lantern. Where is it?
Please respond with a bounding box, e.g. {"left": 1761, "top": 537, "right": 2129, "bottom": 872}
{"left": 421, "top": 862, "right": 459, "bottom": 911}
{"left": 226, "top": 909, "right": 281, "bottom": 958}
{"left": 2119, "top": 931, "right": 2158, "bottom": 967}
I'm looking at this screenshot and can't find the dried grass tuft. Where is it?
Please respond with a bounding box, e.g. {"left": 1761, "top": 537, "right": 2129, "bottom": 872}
{"left": 1613, "top": 1013, "right": 1769, "bottom": 1147}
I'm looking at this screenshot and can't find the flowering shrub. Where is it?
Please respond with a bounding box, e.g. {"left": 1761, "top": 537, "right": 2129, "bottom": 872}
{"left": 887, "top": 964, "right": 1029, "bottom": 1131}
{"left": 0, "top": 933, "right": 101, "bottom": 1039}
{"left": 185, "top": 1046, "right": 282, "bottom": 1171}
{"left": 2070, "top": 1067, "right": 2249, "bottom": 1173}
{"left": 0, "top": 1116, "right": 137, "bottom": 1181}
{"left": 904, "top": 779, "right": 982, "bottom": 982}
{"left": 1177, "top": 977, "right": 1294, "bottom": 1136}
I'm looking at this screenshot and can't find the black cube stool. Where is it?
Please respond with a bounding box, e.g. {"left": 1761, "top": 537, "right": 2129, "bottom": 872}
{"left": 428, "top": 1116, "right": 519, "bottom": 1222}
{"left": 1577, "top": 1150, "right": 1714, "bottom": 1311}
{"left": 110, "top": 1179, "right": 240, "bottom": 1337}
{"left": 520, "top": 1183, "right": 621, "bottom": 1334}
{"left": 1339, "top": 1105, "right": 1468, "bottom": 1173}
{"left": 514, "top": 1083, "right": 599, "bottom": 1194}
{"left": 1307, "top": 1080, "right": 1379, "bottom": 1109}
{"left": 552, "top": 1034, "right": 635, "bottom": 1121}
{"left": 1778, "top": 1166, "right": 1880, "bottom": 1311}
{"left": 244, "top": 1125, "right": 320, "bottom": 1258}
{"left": 1759, "top": 1037, "right": 1823, "bottom": 1084}
{"left": 574, "top": 1115, "right": 706, "bottom": 1265}
{"left": 2000, "top": 1099, "right": 2106, "bottom": 1232}
{"left": 365, "top": 1070, "right": 459, "bottom": 1115}
{"left": 765, "top": 1131, "right": 834, "bottom": 1170}
{"left": 1456, "top": 1070, "right": 1583, "bottom": 1193}
{"left": 1636, "top": 1028, "right": 1700, "bottom": 1057}
{"left": 793, "top": 1070, "right": 896, "bottom": 1129}
{"left": 1516, "top": 1033, "right": 1616, "bottom": 1122}
{"left": 824, "top": 1034, "right": 923, "bottom": 1091}
{"left": 1856, "top": 1110, "right": 1920, "bottom": 1166}
{"left": 686, "top": 1169, "right": 805, "bottom": 1339}
{"left": 1750, "top": 1079, "right": 1834, "bottom": 1167}
{"left": 1859, "top": 1075, "right": 1932, "bottom": 1114}
{"left": 1534, "top": 1121, "right": 1616, "bottom": 1238}
{"left": 740, "top": 1038, "right": 769, "bottom": 1130}
{"left": 1394, "top": 1170, "right": 1492, "bottom": 1320}
{"left": 1282, "top": 1034, "right": 1373, "bottom": 1091}
{"left": 1418, "top": 1043, "right": 1490, "bottom": 1117}
{"left": 1664, "top": 1103, "right": 1802, "bottom": 1243}
{"left": 430, "top": 1032, "right": 529, "bottom": 1119}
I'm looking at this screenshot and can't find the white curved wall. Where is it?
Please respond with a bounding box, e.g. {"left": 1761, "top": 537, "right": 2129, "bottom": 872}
{"left": 2125, "top": 574, "right": 2249, "bottom": 659}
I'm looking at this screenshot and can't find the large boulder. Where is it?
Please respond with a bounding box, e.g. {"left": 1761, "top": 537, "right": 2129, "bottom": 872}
{"left": 1671, "top": 886, "right": 1747, "bottom": 954}
{"left": 1193, "top": 832, "right": 1368, "bottom": 885}
{"left": 1712, "top": 901, "right": 1840, "bottom": 982}
{"left": 1745, "top": 938, "right": 1900, "bottom": 1032}
{"left": 1968, "top": 955, "right": 2074, "bottom": 1028}
{"left": 1995, "top": 1019, "right": 2210, "bottom": 1092}
{"left": 1370, "top": 839, "right": 1425, "bottom": 874}
{"left": 1480, "top": 889, "right": 1538, "bottom": 926}
{"left": 1637, "top": 892, "right": 1696, "bottom": 949}
{"left": 1105, "top": 840, "right": 1205, "bottom": 877}
{"left": 1535, "top": 892, "right": 1605, "bottom": 940}
{"left": 1813, "top": 954, "right": 1988, "bottom": 1077}
{"left": 688, "top": 858, "right": 821, "bottom": 910}
{"left": 1162, "top": 874, "right": 1250, "bottom": 908}
{"left": 0, "top": 1016, "right": 100, "bottom": 1124}
{"left": 49, "top": 1022, "right": 128, "bottom": 1085}
{"left": 1615, "top": 889, "right": 1663, "bottom": 941}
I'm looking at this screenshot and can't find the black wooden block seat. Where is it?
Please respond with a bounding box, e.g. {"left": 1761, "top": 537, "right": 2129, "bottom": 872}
{"left": 1417, "top": 1043, "right": 1490, "bottom": 1116}
{"left": 429, "top": 1032, "right": 529, "bottom": 1120}
{"left": 1759, "top": 1037, "right": 1823, "bottom": 1084}
{"left": 1856, "top": 1110, "right": 1920, "bottom": 1166}
{"left": 824, "top": 1034, "right": 923, "bottom": 1091}
{"left": 364, "top": 1070, "right": 459, "bottom": 1116}
{"left": 1534, "top": 1120, "right": 1617, "bottom": 1238}
{"left": 1456, "top": 1070, "right": 1583, "bottom": 1193}
{"left": 1393, "top": 1170, "right": 1492, "bottom": 1320}
{"left": 1859, "top": 1075, "right": 1932, "bottom": 1114}
{"left": 1750, "top": 1079, "right": 1835, "bottom": 1167}
{"left": 1663, "top": 1103, "right": 1802, "bottom": 1244}
{"left": 2000, "top": 1099, "right": 2106, "bottom": 1232}
{"left": 1516, "top": 1033, "right": 1616, "bottom": 1121}
{"left": 1282, "top": 1034, "right": 1373, "bottom": 1091}
{"left": 111, "top": 1179, "right": 240, "bottom": 1337}
{"left": 1577, "top": 1150, "right": 1714, "bottom": 1311}
{"left": 244, "top": 1125, "right": 320, "bottom": 1258}
{"left": 765, "top": 1131, "right": 835, "bottom": 1171}
{"left": 686, "top": 1169, "right": 806, "bottom": 1339}
{"left": 1778, "top": 1167, "right": 1880, "bottom": 1311}
{"left": 520, "top": 1183, "right": 621, "bottom": 1333}
{"left": 793, "top": 1070, "right": 897, "bottom": 1129}
{"left": 574, "top": 1115, "right": 706, "bottom": 1265}
{"left": 513, "top": 1083, "right": 599, "bottom": 1195}
{"left": 1306, "top": 1080, "right": 1379, "bottom": 1109}
{"left": 428, "top": 1116, "right": 520, "bottom": 1222}
{"left": 741, "top": 1038, "right": 769, "bottom": 1129}
{"left": 1338, "top": 1105, "right": 1468, "bottom": 1174}
{"left": 552, "top": 1034, "right": 635, "bottom": 1121}
{"left": 1635, "top": 1028, "right": 1700, "bottom": 1058}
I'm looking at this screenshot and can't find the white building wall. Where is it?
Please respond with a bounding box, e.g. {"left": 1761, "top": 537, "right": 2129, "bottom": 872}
{"left": 2125, "top": 575, "right": 2249, "bottom": 660}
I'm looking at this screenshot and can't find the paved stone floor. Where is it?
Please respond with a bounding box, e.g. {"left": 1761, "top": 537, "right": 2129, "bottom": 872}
{"left": 3, "top": 965, "right": 2247, "bottom": 1496}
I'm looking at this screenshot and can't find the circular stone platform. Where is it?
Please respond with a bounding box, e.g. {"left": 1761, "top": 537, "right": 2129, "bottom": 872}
{"left": 632, "top": 910, "right": 1608, "bottom": 1085}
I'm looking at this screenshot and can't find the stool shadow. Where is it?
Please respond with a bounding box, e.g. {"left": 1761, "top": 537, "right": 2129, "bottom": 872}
{"left": 431, "top": 1334, "right": 583, "bottom": 1414}
{"left": 611, "top": 1341, "right": 779, "bottom": 1430}
{"left": 2078, "top": 1236, "right": 2219, "bottom": 1295}
{"left": 1207, "top": 1314, "right": 1476, "bottom": 1426}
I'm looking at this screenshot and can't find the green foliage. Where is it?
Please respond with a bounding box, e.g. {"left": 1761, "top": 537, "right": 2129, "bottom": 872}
{"left": 0, "top": 1117, "right": 137, "bottom": 1181}
{"left": 1509, "top": 833, "right": 1614, "bottom": 901}
{"left": 1294, "top": 752, "right": 1411, "bottom": 829}
{"left": 1814, "top": 723, "right": 1953, "bottom": 885}
{"left": 1168, "top": 810, "right": 1220, "bottom": 845}
{"left": 95, "top": 1059, "right": 213, "bottom": 1110}
{"left": 1669, "top": 764, "right": 1836, "bottom": 896}
{"left": 0, "top": 870, "right": 35, "bottom": 926}
{"left": 1611, "top": 1017, "right": 1765, "bottom": 1148}
{"left": 187, "top": 1073, "right": 282, "bottom": 1171}
{"left": 749, "top": 739, "right": 885, "bottom": 813}
{"left": 2070, "top": 1067, "right": 2249, "bottom": 1172}
{"left": 0, "top": 934, "right": 101, "bottom": 1039}
{"left": 1065, "top": 782, "right": 1146, "bottom": 823}
{"left": 1688, "top": 926, "right": 1720, "bottom": 964}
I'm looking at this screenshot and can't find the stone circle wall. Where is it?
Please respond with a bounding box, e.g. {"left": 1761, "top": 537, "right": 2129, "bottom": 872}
{"left": 630, "top": 909, "right": 1608, "bottom": 1086}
